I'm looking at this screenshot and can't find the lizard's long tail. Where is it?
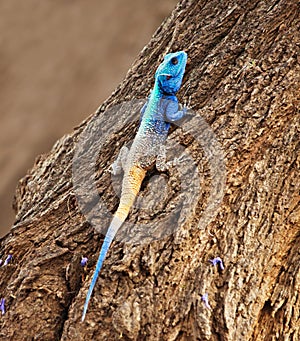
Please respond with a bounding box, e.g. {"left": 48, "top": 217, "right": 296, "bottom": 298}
{"left": 82, "top": 165, "right": 146, "bottom": 321}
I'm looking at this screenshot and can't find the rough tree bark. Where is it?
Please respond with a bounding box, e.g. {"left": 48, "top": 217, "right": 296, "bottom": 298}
{"left": 0, "top": 0, "right": 299, "bottom": 340}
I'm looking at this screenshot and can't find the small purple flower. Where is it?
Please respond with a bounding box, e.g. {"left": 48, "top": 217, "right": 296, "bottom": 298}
{"left": 80, "top": 257, "right": 88, "bottom": 267}
{"left": 209, "top": 257, "right": 224, "bottom": 270}
{"left": 0, "top": 298, "right": 5, "bottom": 315}
{"left": 3, "top": 254, "right": 12, "bottom": 266}
{"left": 201, "top": 293, "right": 211, "bottom": 310}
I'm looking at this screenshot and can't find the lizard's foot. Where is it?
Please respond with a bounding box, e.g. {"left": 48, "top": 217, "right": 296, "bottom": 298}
{"left": 180, "top": 94, "right": 195, "bottom": 115}
{"left": 156, "top": 159, "right": 173, "bottom": 172}
{"left": 156, "top": 146, "right": 180, "bottom": 172}
{"left": 156, "top": 146, "right": 168, "bottom": 172}
{"left": 110, "top": 163, "right": 122, "bottom": 176}
{"left": 111, "top": 145, "right": 129, "bottom": 176}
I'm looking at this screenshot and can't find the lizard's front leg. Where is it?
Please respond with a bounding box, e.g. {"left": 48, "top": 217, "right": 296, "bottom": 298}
{"left": 164, "top": 95, "right": 189, "bottom": 123}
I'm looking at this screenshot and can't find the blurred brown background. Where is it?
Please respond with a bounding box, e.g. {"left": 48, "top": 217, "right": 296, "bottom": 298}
{"left": 0, "top": 0, "right": 177, "bottom": 237}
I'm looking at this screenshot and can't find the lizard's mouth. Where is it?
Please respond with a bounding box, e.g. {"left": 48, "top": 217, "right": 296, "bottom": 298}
{"left": 157, "top": 73, "right": 172, "bottom": 78}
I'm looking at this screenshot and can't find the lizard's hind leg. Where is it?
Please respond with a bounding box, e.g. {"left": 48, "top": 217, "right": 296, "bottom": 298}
{"left": 157, "top": 145, "right": 185, "bottom": 172}
{"left": 156, "top": 145, "right": 172, "bottom": 172}
{"left": 111, "top": 145, "right": 129, "bottom": 175}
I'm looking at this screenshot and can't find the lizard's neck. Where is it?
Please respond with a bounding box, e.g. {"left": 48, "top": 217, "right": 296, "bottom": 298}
{"left": 152, "top": 81, "right": 164, "bottom": 98}
{"left": 154, "top": 76, "right": 180, "bottom": 96}
{"left": 141, "top": 82, "right": 163, "bottom": 120}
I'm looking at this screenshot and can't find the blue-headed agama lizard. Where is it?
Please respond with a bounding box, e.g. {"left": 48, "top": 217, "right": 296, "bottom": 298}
{"left": 82, "top": 51, "right": 188, "bottom": 321}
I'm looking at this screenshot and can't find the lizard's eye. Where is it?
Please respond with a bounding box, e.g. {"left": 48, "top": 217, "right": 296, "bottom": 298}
{"left": 166, "top": 75, "right": 172, "bottom": 80}
{"left": 171, "top": 57, "right": 178, "bottom": 65}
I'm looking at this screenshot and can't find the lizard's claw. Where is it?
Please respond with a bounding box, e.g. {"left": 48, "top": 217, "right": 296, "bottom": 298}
{"left": 110, "top": 162, "right": 122, "bottom": 176}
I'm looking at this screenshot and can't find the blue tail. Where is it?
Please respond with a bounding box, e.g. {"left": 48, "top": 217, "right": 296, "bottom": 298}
{"left": 81, "top": 165, "right": 146, "bottom": 321}
{"left": 81, "top": 216, "right": 123, "bottom": 322}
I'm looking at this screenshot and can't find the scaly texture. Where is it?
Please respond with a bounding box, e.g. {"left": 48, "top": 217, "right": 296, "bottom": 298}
{"left": 82, "top": 51, "right": 188, "bottom": 321}
{"left": 1, "top": 1, "right": 298, "bottom": 339}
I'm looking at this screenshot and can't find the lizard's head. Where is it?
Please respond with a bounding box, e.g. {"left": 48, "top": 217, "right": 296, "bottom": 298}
{"left": 155, "top": 51, "right": 187, "bottom": 95}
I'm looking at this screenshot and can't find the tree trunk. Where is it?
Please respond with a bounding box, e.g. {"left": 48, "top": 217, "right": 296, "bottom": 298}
{"left": 1, "top": 0, "right": 299, "bottom": 340}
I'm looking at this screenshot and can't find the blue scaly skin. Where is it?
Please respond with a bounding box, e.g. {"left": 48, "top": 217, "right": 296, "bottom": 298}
{"left": 82, "top": 51, "right": 188, "bottom": 321}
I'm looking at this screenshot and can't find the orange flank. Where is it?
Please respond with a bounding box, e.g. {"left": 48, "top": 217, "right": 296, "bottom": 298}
{"left": 115, "top": 165, "right": 147, "bottom": 221}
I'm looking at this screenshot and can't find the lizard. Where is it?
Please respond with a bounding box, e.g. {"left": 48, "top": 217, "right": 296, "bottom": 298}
{"left": 82, "top": 50, "right": 188, "bottom": 321}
